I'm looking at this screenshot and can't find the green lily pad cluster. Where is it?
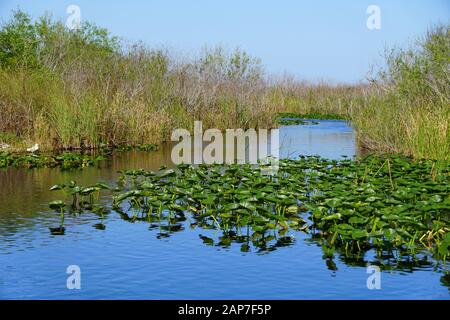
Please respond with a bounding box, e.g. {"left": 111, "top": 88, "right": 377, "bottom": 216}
{"left": 0, "top": 144, "right": 158, "bottom": 169}
{"left": 277, "top": 118, "right": 319, "bottom": 126}
{"left": 276, "top": 112, "right": 348, "bottom": 121}
{"left": 105, "top": 143, "right": 158, "bottom": 153}
{"left": 48, "top": 181, "right": 112, "bottom": 235}
{"left": 49, "top": 180, "right": 113, "bottom": 210}
{"left": 0, "top": 151, "right": 107, "bottom": 169}
{"left": 275, "top": 112, "right": 348, "bottom": 125}
{"left": 48, "top": 154, "right": 450, "bottom": 258}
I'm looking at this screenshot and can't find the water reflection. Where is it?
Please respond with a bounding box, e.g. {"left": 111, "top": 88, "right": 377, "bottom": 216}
{"left": 1, "top": 120, "right": 448, "bottom": 299}
{"left": 306, "top": 235, "right": 442, "bottom": 274}
{"left": 280, "top": 120, "right": 357, "bottom": 159}
{"left": 441, "top": 273, "right": 450, "bottom": 291}
{"left": 0, "top": 121, "right": 359, "bottom": 233}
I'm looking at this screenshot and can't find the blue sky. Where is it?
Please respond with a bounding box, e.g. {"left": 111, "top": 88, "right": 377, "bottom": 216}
{"left": 0, "top": 0, "right": 448, "bottom": 83}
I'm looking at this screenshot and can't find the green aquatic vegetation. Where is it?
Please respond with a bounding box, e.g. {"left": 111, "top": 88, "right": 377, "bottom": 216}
{"left": 277, "top": 118, "right": 319, "bottom": 126}
{"left": 0, "top": 151, "right": 107, "bottom": 169}
{"left": 114, "top": 144, "right": 158, "bottom": 152}
{"left": 137, "top": 144, "right": 158, "bottom": 152}
{"left": 92, "top": 205, "right": 109, "bottom": 230}
{"left": 0, "top": 144, "right": 157, "bottom": 169}
{"left": 48, "top": 200, "right": 66, "bottom": 235}
{"left": 276, "top": 112, "right": 348, "bottom": 120}
{"left": 48, "top": 182, "right": 112, "bottom": 233}
{"left": 48, "top": 154, "right": 450, "bottom": 258}
{"left": 49, "top": 180, "right": 112, "bottom": 210}
{"left": 275, "top": 112, "right": 347, "bottom": 125}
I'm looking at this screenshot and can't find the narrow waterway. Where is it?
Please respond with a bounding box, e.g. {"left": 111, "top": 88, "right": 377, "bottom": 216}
{"left": 0, "top": 121, "right": 448, "bottom": 299}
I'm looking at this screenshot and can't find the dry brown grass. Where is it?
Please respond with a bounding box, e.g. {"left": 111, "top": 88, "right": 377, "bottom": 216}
{"left": 0, "top": 11, "right": 448, "bottom": 162}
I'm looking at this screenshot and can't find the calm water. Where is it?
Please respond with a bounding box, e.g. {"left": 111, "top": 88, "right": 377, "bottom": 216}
{"left": 0, "top": 120, "right": 449, "bottom": 299}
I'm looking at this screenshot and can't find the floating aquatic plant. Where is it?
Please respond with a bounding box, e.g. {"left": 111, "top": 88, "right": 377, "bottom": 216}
{"left": 48, "top": 200, "right": 66, "bottom": 235}
{"left": 0, "top": 151, "right": 107, "bottom": 169}
{"left": 0, "top": 144, "right": 158, "bottom": 169}
{"left": 277, "top": 118, "right": 319, "bottom": 126}
{"left": 276, "top": 112, "right": 348, "bottom": 120}
{"left": 114, "top": 144, "right": 158, "bottom": 152}
{"left": 48, "top": 154, "right": 450, "bottom": 258}
{"left": 275, "top": 112, "right": 346, "bottom": 125}
{"left": 49, "top": 180, "right": 112, "bottom": 210}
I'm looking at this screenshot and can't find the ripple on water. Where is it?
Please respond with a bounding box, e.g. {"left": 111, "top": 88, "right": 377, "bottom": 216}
{"left": 0, "top": 121, "right": 448, "bottom": 299}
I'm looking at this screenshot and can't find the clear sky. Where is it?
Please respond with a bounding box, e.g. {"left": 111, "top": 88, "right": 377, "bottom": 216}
{"left": 0, "top": 0, "right": 448, "bottom": 83}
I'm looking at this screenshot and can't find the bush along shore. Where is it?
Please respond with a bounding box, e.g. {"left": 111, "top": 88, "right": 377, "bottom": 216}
{"left": 0, "top": 10, "right": 448, "bottom": 163}
{"left": 48, "top": 156, "right": 450, "bottom": 258}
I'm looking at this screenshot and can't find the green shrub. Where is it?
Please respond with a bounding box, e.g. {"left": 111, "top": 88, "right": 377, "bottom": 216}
{"left": 352, "top": 25, "right": 449, "bottom": 161}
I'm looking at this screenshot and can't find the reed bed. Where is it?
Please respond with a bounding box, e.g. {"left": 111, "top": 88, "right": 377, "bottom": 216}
{"left": 0, "top": 11, "right": 448, "bottom": 161}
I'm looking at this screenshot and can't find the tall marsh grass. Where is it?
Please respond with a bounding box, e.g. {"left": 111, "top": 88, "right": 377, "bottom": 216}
{"left": 0, "top": 11, "right": 273, "bottom": 150}
{"left": 351, "top": 25, "right": 449, "bottom": 161}
{"left": 0, "top": 11, "right": 448, "bottom": 161}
